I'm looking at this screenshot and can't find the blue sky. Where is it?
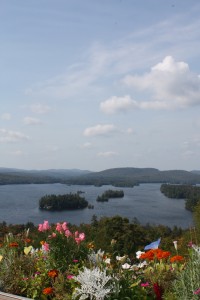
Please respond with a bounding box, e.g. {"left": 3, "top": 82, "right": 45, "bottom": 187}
{"left": 1, "top": 0, "right": 200, "bottom": 171}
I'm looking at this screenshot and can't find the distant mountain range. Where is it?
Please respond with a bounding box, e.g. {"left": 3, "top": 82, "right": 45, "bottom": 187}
{"left": 0, "top": 167, "right": 200, "bottom": 186}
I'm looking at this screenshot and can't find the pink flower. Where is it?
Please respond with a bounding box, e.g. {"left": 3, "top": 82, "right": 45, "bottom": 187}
{"left": 75, "top": 231, "right": 79, "bottom": 238}
{"left": 67, "top": 274, "right": 74, "bottom": 279}
{"left": 65, "top": 229, "right": 72, "bottom": 238}
{"left": 75, "top": 232, "right": 85, "bottom": 244}
{"left": 38, "top": 220, "right": 50, "bottom": 232}
{"left": 194, "top": 288, "right": 200, "bottom": 295}
{"left": 79, "top": 233, "right": 85, "bottom": 241}
{"left": 73, "top": 259, "right": 78, "bottom": 263}
{"left": 51, "top": 232, "right": 57, "bottom": 238}
{"left": 75, "top": 238, "right": 81, "bottom": 244}
{"left": 188, "top": 241, "right": 193, "bottom": 247}
{"left": 42, "top": 242, "right": 50, "bottom": 252}
{"left": 43, "top": 220, "right": 50, "bottom": 230}
{"left": 141, "top": 282, "right": 149, "bottom": 287}
{"left": 62, "top": 222, "right": 68, "bottom": 231}
{"left": 38, "top": 224, "right": 44, "bottom": 232}
{"left": 56, "top": 223, "right": 62, "bottom": 233}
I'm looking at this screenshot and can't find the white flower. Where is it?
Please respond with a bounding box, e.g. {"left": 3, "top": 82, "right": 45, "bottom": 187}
{"left": 137, "top": 261, "right": 148, "bottom": 268}
{"left": 88, "top": 249, "right": 105, "bottom": 265}
{"left": 122, "top": 263, "right": 131, "bottom": 269}
{"left": 192, "top": 244, "right": 200, "bottom": 255}
{"left": 104, "top": 258, "right": 111, "bottom": 264}
{"left": 173, "top": 241, "right": 178, "bottom": 251}
{"left": 136, "top": 251, "right": 145, "bottom": 259}
{"left": 73, "top": 267, "right": 116, "bottom": 300}
{"left": 116, "top": 255, "right": 126, "bottom": 262}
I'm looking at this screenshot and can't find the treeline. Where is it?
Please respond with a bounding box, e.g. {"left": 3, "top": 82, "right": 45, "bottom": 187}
{"left": 160, "top": 184, "right": 200, "bottom": 211}
{"left": 96, "top": 189, "right": 124, "bottom": 202}
{"left": 0, "top": 215, "right": 186, "bottom": 256}
{"left": 39, "top": 193, "right": 88, "bottom": 211}
{"left": 0, "top": 173, "right": 59, "bottom": 185}
{"left": 1, "top": 167, "right": 200, "bottom": 187}
{"left": 66, "top": 168, "right": 200, "bottom": 187}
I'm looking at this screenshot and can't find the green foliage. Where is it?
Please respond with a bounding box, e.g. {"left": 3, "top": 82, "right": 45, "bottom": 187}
{"left": 1, "top": 167, "right": 200, "bottom": 187}
{"left": 66, "top": 168, "right": 200, "bottom": 187}
{"left": 0, "top": 217, "right": 198, "bottom": 300}
{"left": 96, "top": 189, "right": 124, "bottom": 202}
{"left": 39, "top": 193, "right": 88, "bottom": 211}
{"left": 171, "top": 247, "right": 200, "bottom": 299}
{"left": 160, "top": 184, "right": 200, "bottom": 211}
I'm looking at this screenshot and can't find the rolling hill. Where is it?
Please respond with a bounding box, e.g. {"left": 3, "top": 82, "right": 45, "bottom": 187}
{"left": 0, "top": 167, "right": 200, "bottom": 187}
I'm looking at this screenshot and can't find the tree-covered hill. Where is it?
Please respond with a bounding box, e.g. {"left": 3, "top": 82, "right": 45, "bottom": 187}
{"left": 1, "top": 167, "right": 200, "bottom": 186}
{"left": 0, "top": 168, "right": 91, "bottom": 185}
{"left": 66, "top": 167, "right": 200, "bottom": 187}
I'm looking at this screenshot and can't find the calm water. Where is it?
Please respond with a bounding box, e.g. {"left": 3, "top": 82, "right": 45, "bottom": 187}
{"left": 0, "top": 183, "right": 193, "bottom": 228}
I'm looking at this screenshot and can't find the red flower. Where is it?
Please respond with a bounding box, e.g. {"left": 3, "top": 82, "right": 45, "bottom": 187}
{"left": 170, "top": 255, "right": 184, "bottom": 263}
{"left": 48, "top": 269, "right": 59, "bottom": 278}
{"left": 140, "top": 249, "right": 171, "bottom": 261}
{"left": 42, "top": 287, "right": 54, "bottom": 295}
{"left": 24, "top": 238, "right": 31, "bottom": 243}
{"left": 156, "top": 250, "right": 171, "bottom": 260}
{"left": 153, "top": 283, "right": 163, "bottom": 300}
{"left": 9, "top": 242, "right": 19, "bottom": 248}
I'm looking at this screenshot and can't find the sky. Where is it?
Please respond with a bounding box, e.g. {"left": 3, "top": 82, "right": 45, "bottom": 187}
{"left": 0, "top": 0, "right": 200, "bottom": 172}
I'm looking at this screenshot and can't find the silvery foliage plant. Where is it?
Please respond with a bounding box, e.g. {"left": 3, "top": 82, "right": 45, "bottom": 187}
{"left": 72, "top": 266, "right": 116, "bottom": 300}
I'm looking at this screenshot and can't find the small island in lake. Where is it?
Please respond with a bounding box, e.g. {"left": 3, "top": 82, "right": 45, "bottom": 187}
{"left": 39, "top": 193, "right": 88, "bottom": 211}
{"left": 96, "top": 189, "right": 124, "bottom": 202}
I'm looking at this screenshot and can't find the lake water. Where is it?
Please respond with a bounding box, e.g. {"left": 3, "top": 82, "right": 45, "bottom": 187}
{"left": 0, "top": 183, "right": 193, "bottom": 228}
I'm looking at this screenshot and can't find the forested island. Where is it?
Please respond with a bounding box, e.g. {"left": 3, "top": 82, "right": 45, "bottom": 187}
{"left": 160, "top": 184, "right": 200, "bottom": 211}
{"left": 39, "top": 193, "right": 88, "bottom": 211}
{"left": 96, "top": 189, "right": 124, "bottom": 202}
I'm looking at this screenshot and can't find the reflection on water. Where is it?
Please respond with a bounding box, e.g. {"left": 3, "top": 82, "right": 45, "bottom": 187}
{"left": 0, "top": 183, "right": 193, "bottom": 228}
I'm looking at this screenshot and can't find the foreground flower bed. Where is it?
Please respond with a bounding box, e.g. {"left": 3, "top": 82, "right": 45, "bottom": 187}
{"left": 0, "top": 220, "right": 200, "bottom": 299}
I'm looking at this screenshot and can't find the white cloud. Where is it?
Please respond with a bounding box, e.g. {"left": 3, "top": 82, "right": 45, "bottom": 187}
{"left": 81, "top": 142, "right": 93, "bottom": 149}
{"left": 0, "top": 129, "right": 29, "bottom": 143}
{"left": 1, "top": 113, "right": 11, "bottom": 120}
{"left": 97, "top": 151, "right": 118, "bottom": 157}
{"left": 126, "top": 128, "right": 134, "bottom": 134}
{"left": 83, "top": 124, "right": 116, "bottom": 137}
{"left": 23, "top": 117, "right": 43, "bottom": 125}
{"left": 10, "top": 150, "right": 23, "bottom": 156}
{"left": 24, "top": 9, "right": 200, "bottom": 104}
{"left": 123, "top": 56, "right": 200, "bottom": 109}
{"left": 47, "top": 146, "right": 60, "bottom": 152}
{"left": 30, "top": 104, "right": 51, "bottom": 114}
{"left": 100, "top": 95, "right": 137, "bottom": 114}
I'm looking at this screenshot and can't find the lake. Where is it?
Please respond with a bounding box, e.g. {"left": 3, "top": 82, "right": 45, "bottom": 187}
{"left": 0, "top": 183, "right": 193, "bottom": 228}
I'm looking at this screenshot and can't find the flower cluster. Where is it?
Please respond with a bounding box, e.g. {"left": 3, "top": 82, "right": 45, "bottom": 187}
{"left": 139, "top": 248, "right": 171, "bottom": 261}
{"left": 1, "top": 221, "right": 199, "bottom": 300}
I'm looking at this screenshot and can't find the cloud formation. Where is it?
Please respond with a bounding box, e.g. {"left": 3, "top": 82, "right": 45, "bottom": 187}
{"left": 100, "top": 95, "right": 136, "bottom": 114}
{"left": 10, "top": 150, "right": 24, "bottom": 156}
{"left": 0, "top": 129, "right": 29, "bottom": 143}
{"left": 23, "top": 117, "right": 43, "bottom": 125}
{"left": 1, "top": 113, "right": 11, "bottom": 120}
{"left": 30, "top": 104, "right": 51, "bottom": 114}
{"left": 123, "top": 56, "right": 200, "bottom": 110}
{"left": 81, "top": 142, "right": 93, "bottom": 149}
{"left": 97, "top": 151, "right": 118, "bottom": 157}
{"left": 100, "top": 56, "right": 200, "bottom": 114}
{"left": 83, "top": 124, "right": 116, "bottom": 137}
